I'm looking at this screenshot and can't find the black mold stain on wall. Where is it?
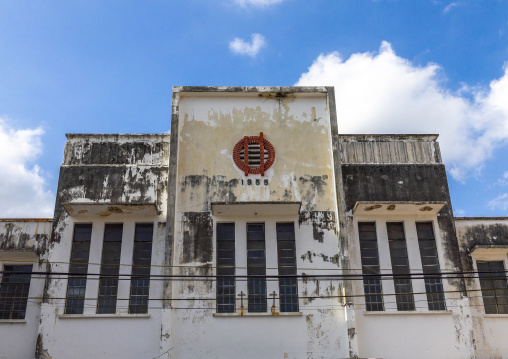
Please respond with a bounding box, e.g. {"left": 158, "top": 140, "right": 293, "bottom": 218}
{"left": 299, "top": 175, "right": 328, "bottom": 211}
{"left": 342, "top": 164, "right": 466, "bottom": 292}
{"left": 299, "top": 211, "right": 337, "bottom": 242}
{"left": 51, "top": 165, "right": 168, "bottom": 243}
{"left": 0, "top": 224, "right": 48, "bottom": 256}
{"left": 458, "top": 223, "right": 508, "bottom": 278}
{"left": 181, "top": 212, "right": 213, "bottom": 264}
{"left": 180, "top": 175, "right": 239, "bottom": 210}
{"left": 341, "top": 164, "right": 450, "bottom": 210}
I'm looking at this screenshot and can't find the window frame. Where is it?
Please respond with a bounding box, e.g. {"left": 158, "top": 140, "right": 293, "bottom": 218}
{"left": 353, "top": 216, "right": 448, "bottom": 313}
{"left": 470, "top": 248, "right": 508, "bottom": 315}
{"left": 96, "top": 223, "right": 124, "bottom": 314}
{"left": 64, "top": 223, "right": 93, "bottom": 315}
{"left": 0, "top": 263, "right": 33, "bottom": 320}
{"left": 128, "top": 223, "right": 154, "bottom": 314}
{"left": 213, "top": 218, "right": 301, "bottom": 315}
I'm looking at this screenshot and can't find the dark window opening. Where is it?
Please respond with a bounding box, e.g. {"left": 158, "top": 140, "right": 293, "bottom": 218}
{"left": 247, "top": 223, "right": 266, "bottom": 313}
{"left": 276, "top": 223, "right": 299, "bottom": 313}
{"left": 97, "top": 223, "right": 123, "bottom": 314}
{"left": 65, "top": 223, "right": 92, "bottom": 314}
{"left": 358, "top": 222, "right": 384, "bottom": 311}
{"left": 416, "top": 222, "right": 446, "bottom": 310}
{"left": 387, "top": 222, "right": 415, "bottom": 311}
{"left": 477, "top": 261, "right": 508, "bottom": 314}
{"left": 216, "top": 223, "right": 236, "bottom": 313}
{"left": 129, "top": 223, "right": 153, "bottom": 314}
{"left": 0, "top": 265, "right": 32, "bottom": 319}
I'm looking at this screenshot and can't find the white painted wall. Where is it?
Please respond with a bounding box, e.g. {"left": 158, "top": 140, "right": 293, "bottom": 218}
{"left": 169, "top": 214, "right": 349, "bottom": 359}
{"left": 38, "top": 214, "right": 166, "bottom": 359}
{"left": 0, "top": 253, "right": 46, "bottom": 359}
{"left": 350, "top": 214, "right": 475, "bottom": 359}
{"left": 0, "top": 220, "right": 50, "bottom": 359}
{"left": 455, "top": 219, "right": 508, "bottom": 359}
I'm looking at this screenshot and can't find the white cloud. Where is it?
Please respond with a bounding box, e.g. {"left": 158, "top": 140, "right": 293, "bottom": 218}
{"left": 454, "top": 208, "right": 466, "bottom": 216}
{"left": 488, "top": 193, "right": 508, "bottom": 211}
{"left": 443, "top": 2, "right": 459, "bottom": 14}
{"left": 296, "top": 42, "right": 508, "bottom": 180}
{"left": 229, "top": 33, "right": 266, "bottom": 57}
{"left": 0, "top": 119, "right": 54, "bottom": 217}
{"left": 234, "top": 0, "right": 284, "bottom": 7}
{"left": 494, "top": 171, "right": 508, "bottom": 186}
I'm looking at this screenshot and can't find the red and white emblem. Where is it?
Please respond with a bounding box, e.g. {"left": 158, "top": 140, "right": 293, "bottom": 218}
{"left": 233, "top": 132, "right": 275, "bottom": 176}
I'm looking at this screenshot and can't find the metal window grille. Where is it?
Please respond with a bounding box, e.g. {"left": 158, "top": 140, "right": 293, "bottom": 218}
{"left": 65, "top": 223, "right": 92, "bottom": 314}
{"left": 276, "top": 223, "right": 299, "bottom": 312}
{"left": 129, "top": 223, "right": 153, "bottom": 314}
{"left": 477, "top": 261, "right": 508, "bottom": 314}
{"left": 97, "top": 223, "right": 123, "bottom": 314}
{"left": 358, "top": 222, "right": 384, "bottom": 311}
{"left": 247, "top": 223, "right": 266, "bottom": 313}
{"left": 239, "top": 143, "right": 269, "bottom": 168}
{"left": 387, "top": 222, "right": 415, "bottom": 311}
{"left": 416, "top": 222, "right": 446, "bottom": 310}
{"left": 216, "top": 223, "right": 236, "bottom": 313}
{"left": 0, "top": 265, "right": 32, "bottom": 319}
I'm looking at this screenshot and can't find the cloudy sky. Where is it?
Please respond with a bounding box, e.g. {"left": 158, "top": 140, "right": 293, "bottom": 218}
{"left": 0, "top": 0, "right": 507, "bottom": 217}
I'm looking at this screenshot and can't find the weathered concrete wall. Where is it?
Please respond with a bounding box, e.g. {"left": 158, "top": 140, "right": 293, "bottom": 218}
{"left": 339, "top": 134, "right": 442, "bottom": 165}
{"left": 0, "top": 219, "right": 51, "bottom": 256}
{"left": 167, "top": 87, "right": 349, "bottom": 359}
{"left": 63, "top": 134, "right": 169, "bottom": 166}
{"left": 37, "top": 134, "right": 169, "bottom": 359}
{"left": 455, "top": 218, "right": 508, "bottom": 359}
{"left": 340, "top": 136, "right": 475, "bottom": 359}
{"left": 0, "top": 219, "right": 50, "bottom": 359}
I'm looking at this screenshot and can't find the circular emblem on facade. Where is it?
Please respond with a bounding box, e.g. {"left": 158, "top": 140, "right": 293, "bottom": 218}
{"left": 233, "top": 132, "right": 275, "bottom": 176}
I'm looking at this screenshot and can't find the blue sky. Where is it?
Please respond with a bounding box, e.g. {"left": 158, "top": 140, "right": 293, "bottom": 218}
{"left": 0, "top": 0, "right": 507, "bottom": 217}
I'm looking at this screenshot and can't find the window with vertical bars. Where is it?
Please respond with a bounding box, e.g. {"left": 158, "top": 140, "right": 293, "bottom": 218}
{"left": 416, "top": 222, "right": 446, "bottom": 310}
{"left": 387, "top": 222, "right": 415, "bottom": 311}
{"left": 247, "top": 223, "right": 267, "bottom": 313}
{"left": 239, "top": 143, "right": 269, "bottom": 168}
{"left": 65, "top": 223, "right": 92, "bottom": 314}
{"left": 216, "top": 223, "right": 236, "bottom": 313}
{"left": 129, "top": 223, "right": 153, "bottom": 314}
{"left": 276, "top": 223, "right": 299, "bottom": 312}
{"left": 477, "top": 261, "right": 508, "bottom": 314}
{"left": 97, "top": 223, "right": 123, "bottom": 314}
{"left": 0, "top": 265, "right": 32, "bottom": 319}
{"left": 358, "top": 222, "right": 384, "bottom": 311}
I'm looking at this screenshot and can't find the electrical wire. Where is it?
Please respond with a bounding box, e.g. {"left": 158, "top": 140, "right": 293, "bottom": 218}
{"left": 1, "top": 269, "right": 507, "bottom": 281}
{"left": 1, "top": 258, "right": 503, "bottom": 273}
{"left": 1, "top": 285, "right": 507, "bottom": 303}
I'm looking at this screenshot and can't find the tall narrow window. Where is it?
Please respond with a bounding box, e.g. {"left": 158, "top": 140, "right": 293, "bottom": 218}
{"left": 247, "top": 223, "right": 266, "bottom": 312}
{"left": 276, "top": 223, "right": 299, "bottom": 312}
{"left": 97, "top": 223, "right": 123, "bottom": 314}
{"left": 416, "top": 222, "right": 446, "bottom": 310}
{"left": 216, "top": 223, "right": 235, "bottom": 313}
{"left": 477, "top": 261, "right": 508, "bottom": 314}
{"left": 358, "top": 222, "right": 384, "bottom": 311}
{"left": 129, "top": 223, "right": 153, "bottom": 314}
{"left": 0, "top": 265, "right": 32, "bottom": 319}
{"left": 387, "top": 222, "right": 415, "bottom": 311}
{"left": 65, "top": 223, "right": 92, "bottom": 314}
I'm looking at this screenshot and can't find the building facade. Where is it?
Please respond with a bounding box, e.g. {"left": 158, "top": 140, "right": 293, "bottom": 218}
{"left": 0, "top": 86, "right": 507, "bottom": 359}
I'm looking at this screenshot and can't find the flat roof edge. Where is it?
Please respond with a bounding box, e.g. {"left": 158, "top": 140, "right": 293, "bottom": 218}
{"left": 455, "top": 217, "right": 508, "bottom": 220}
{"left": 66, "top": 133, "right": 171, "bottom": 140}
{"left": 339, "top": 134, "right": 439, "bottom": 141}
{"left": 173, "top": 86, "right": 329, "bottom": 94}
{"left": 0, "top": 218, "right": 53, "bottom": 222}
